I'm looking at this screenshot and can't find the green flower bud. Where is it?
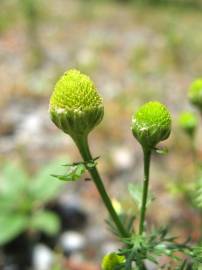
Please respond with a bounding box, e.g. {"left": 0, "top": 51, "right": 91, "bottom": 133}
{"left": 49, "top": 69, "right": 104, "bottom": 140}
{"left": 188, "top": 79, "right": 202, "bottom": 111}
{"left": 101, "top": 253, "right": 125, "bottom": 270}
{"left": 131, "top": 101, "right": 171, "bottom": 150}
{"left": 179, "top": 112, "right": 198, "bottom": 138}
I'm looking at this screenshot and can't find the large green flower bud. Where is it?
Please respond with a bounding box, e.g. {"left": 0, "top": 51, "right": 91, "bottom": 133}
{"left": 101, "top": 253, "right": 125, "bottom": 270}
{"left": 131, "top": 101, "right": 171, "bottom": 150}
{"left": 179, "top": 111, "right": 198, "bottom": 138}
{"left": 188, "top": 79, "right": 202, "bottom": 111}
{"left": 49, "top": 69, "right": 104, "bottom": 140}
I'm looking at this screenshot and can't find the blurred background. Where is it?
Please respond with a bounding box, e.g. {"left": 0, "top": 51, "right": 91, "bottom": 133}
{"left": 1, "top": 0, "right": 202, "bottom": 269}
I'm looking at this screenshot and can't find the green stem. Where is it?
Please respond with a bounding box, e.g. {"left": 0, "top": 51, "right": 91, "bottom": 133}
{"left": 74, "top": 135, "right": 129, "bottom": 238}
{"left": 190, "top": 137, "right": 197, "bottom": 165}
{"left": 139, "top": 148, "right": 151, "bottom": 235}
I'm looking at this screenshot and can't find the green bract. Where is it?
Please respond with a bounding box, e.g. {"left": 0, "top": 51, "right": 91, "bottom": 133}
{"left": 101, "top": 253, "right": 125, "bottom": 270}
{"left": 188, "top": 79, "right": 202, "bottom": 111}
{"left": 49, "top": 69, "right": 104, "bottom": 140}
{"left": 131, "top": 101, "right": 171, "bottom": 150}
{"left": 179, "top": 112, "right": 198, "bottom": 138}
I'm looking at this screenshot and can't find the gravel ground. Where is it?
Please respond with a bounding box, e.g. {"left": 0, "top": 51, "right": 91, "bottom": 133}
{"left": 1, "top": 1, "right": 202, "bottom": 268}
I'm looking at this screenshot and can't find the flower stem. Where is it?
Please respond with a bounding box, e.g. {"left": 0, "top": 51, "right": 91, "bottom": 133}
{"left": 74, "top": 135, "right": 129, "bottom": 238}
{"left": 190, "top": 138, "right": 197, "bottom": 165}
{"left": 139, "top": 148, "right": 151, "bottom": 235}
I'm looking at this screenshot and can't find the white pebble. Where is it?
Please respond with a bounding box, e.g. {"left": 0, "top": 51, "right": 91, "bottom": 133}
{"left": 32, "top": 244, "right": 53, "bottom": 270}
{"left": 59, "top": 231, "right": 86, "bottom": 252}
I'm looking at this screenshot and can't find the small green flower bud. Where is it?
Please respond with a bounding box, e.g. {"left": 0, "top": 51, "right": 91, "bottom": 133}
{"left": 179, "top": 112, "right": 198, "bottom": 138}
{"left": 49, "top": 69, "right": 104, "bottom": 139}
{"left": 131, "top": 101, "right": 171, "bottom": 150}
{"left": 188, "top": 79, "right": 202, "bottom": 111}
{"left": 101, "top": 253, "right": 125, "bottom": 270}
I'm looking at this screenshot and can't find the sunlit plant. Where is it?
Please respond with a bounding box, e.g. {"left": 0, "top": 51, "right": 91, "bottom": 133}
{"left": 169, "top": 81, "right": 202, "bottom": 234}
{"left": 0, "top": 160, "right": 63, "bottom": 246}
{"left": 188, "top": 79, "right": 202, "bottom": 113}
{"left": 179, "top": 111, "right": 198, "bottom": 139}
{"left": 176, "top": 80, "right": 202, "bottom": 211}
{"left": 131, "top": 101, "right": 171, "bottom": 235}
{"left": 49, "top": 69, "right": 202, "bottom": 270}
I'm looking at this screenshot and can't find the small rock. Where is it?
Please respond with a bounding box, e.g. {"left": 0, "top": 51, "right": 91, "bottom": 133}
{"left": 101, "top": 80, "right": 122, "bottom": 99}
{"left": 32, "top": 244, "right": 53, "bottom": 270}
{"left": 144, "top": 260, "right": 157, "bottom": 270}
{"left": 76, "top": 49, "right": 96, "bottom": 67}
{"left": 86, "top": 226, "right": 108, "bottom": 245}
{"left": 16, "top": 111, "right": 44, "bottom": 142}
{"left": 59, "top": 231, "right": 86, "bottom": 254}
{"left": 111, "top": 147, "right": 133, "bottom": 170}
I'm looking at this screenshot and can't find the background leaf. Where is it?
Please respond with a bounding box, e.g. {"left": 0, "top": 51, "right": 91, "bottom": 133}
{"left": 0, "top": 162, "right": 28, "bottom": 198}
{"left": 30, "top": 210, "right": 60, "bottom": 235}
{"left": 0, "top": 214, "right": 28, "bottom": 245}
{"left": 30, "top": 159, "right": 66, "bottom": 203}
{"left": 0, "top": 162, "right": 30, "bottom": 213}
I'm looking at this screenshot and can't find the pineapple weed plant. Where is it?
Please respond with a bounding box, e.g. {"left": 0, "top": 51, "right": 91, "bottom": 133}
{"left": 179, "top": 80, "right": 202, "bottom": 210}
{"left": 49, "top": 70, "right": 202, "bottom": 270}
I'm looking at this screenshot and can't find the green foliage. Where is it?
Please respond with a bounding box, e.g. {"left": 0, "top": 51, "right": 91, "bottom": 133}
{"left": 188, "top": 79, "right": 202, "bottom": 112}
{"left": 106, "top": 212, "right": 136, "bottom": 238}
{"left": 192, "top": 168, "right": 202, "bottom": 209}
{"left": 119, "top": 227, "right": 202, "bottom": 269}
{"left": 30, "top": 211, "right": 60, "bottom": 235}
{"left": 0, "top": 214, "right": 28, "bottom": 245}
{"left": 154, "top": 146, "right": 168, "bottom": 155}
{"left": 179, "top": 112, "right": 198, "bottom": 138}
{"left": 84, "top": 0, "right": 202, "bottom": 7}
{"left": 20, "top": 0, "right": 44, "bottom": 68}
{"left": 0, "top": 160, "right": 64, "bottom": 245}
{"left": 52, "top": 163, "right": 86, "bottom": 182}
{"left": 49, "top": 71, "right": 202, "bottom": 269}
{"left": 49, "top": 69, "right": 104, "bottom": 139}
{"left": 0, "top": 0, "right": 20, "bottom": 33}
{"left": 131, "top": 101, "right": 171, "bottom": 150}
{"left": 51, "top": 157, "right": 99, "bottom": 182}
{"left": 20, "top": 0, "right": 41, "bottom": 35}
{"left": 128, "top": 183, "right": 154, "bottom": 210}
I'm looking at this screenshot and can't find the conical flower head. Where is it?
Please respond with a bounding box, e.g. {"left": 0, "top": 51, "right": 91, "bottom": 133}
{"left": 49, "top": 69, "right": 104, "bottom": 139}
{"left": 188, "top": 79, "right": 202, "bottom": 111}
{"left": 179, "top": 111, "right": 198, "bottom": 138}
{"left": 132, "top": 101, "right": 171, "bottom": 149}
